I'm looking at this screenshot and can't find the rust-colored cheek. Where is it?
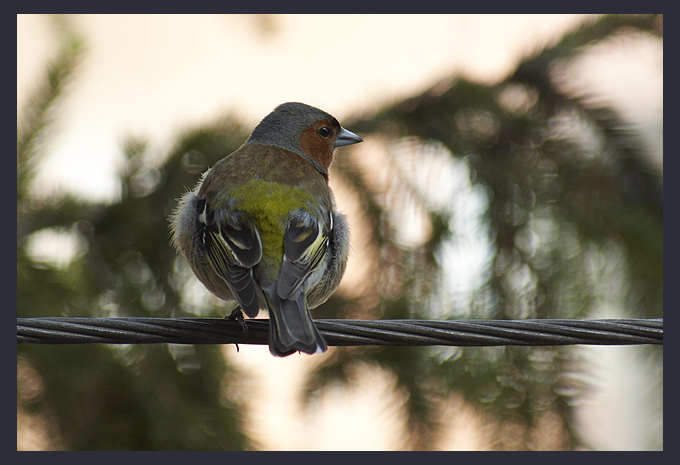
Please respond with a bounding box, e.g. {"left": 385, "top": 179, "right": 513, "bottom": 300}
{"left": 299, "top": 123, "right": 334, "bottom": 170}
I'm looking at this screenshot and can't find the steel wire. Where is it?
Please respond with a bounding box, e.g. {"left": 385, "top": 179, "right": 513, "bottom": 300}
{"left": 17, "top": 317, "right": 663, "bottom": 347}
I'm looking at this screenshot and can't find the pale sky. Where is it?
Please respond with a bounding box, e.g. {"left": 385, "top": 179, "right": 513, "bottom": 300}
{"left": 18, "top": 14, "right": 599, "bottom": 202}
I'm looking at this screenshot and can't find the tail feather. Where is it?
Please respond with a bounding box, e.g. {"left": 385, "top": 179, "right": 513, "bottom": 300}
{"left": 266, "top": 293, "right": 327, "bottom": 357}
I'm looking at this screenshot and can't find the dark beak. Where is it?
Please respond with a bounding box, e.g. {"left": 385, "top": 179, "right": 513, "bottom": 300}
{"left": 334, "top": 128, "right": 363, "bottom": 147}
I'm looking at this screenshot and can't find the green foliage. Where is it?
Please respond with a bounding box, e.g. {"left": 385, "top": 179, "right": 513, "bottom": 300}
{"left": 322, "top": 13, "right": 663, "bottom": 449}
{"left": 17, "top": 24, "right": 248, "bottom": 450}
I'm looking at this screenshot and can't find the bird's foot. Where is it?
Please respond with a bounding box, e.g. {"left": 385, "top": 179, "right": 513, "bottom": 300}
{"left": 225, "top": 306, "right": 249, "bottom": 336}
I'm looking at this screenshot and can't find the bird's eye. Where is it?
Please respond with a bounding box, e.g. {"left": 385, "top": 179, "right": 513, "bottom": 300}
{"left": 317, "top": 126, "right": 332, "bottom": 138}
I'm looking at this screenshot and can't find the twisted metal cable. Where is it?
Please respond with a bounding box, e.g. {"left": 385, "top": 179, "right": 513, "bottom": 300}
{"left": 17, "top": 317, "right": 663, "bottom": 347}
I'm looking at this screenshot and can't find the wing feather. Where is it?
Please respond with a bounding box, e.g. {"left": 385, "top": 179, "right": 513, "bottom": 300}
{"left": 277, "top": 211, "right": 329, "bottom": 300}
{"left": 200, "top": 199, "right": 263, "bottom": 317}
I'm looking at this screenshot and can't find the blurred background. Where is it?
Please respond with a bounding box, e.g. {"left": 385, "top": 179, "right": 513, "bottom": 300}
{"left": 17, "top": 14, "right": 662, "bottom": 450}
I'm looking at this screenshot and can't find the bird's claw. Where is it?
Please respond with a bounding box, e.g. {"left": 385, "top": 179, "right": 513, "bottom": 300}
{"left": 225, "top": 306, "right": 249, "bottom": 337}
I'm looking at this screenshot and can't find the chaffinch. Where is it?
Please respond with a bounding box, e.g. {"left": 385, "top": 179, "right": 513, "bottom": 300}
{"left": 170, "top": 102, "right": 362, "bottom": 356}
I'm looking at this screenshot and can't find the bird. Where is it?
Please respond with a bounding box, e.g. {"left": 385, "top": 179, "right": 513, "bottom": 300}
{"left": 170, "top": 102, "right": 362, "bottom": 356}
